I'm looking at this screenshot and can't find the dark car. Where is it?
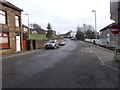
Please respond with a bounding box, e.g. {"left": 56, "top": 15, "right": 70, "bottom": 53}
{"left": 71, "top": 37, "right": 75, "bottom": 40}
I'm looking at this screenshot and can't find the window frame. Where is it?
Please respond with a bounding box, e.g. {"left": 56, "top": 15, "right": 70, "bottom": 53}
{"left": 15, "top": 15, "right": 20, "bottom": 27}
{"left": 0, "top": 10, "right": 7, "bottom": 24}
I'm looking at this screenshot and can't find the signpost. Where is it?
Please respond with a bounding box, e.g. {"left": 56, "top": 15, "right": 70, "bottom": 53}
{"left": 111, "top": 25, "right": 120, "bottom": 61}
{"left": 111, "top": 25, "right": 119, "bottom": 34}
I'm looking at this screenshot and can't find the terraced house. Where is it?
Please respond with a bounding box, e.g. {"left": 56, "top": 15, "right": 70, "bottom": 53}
{"left": 0, "top": 0, "right": 23, "bottom": 54}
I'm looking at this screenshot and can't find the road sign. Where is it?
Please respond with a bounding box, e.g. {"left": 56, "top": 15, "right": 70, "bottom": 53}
{"left": 111, "top": 25, "right": 120, "bottom": 34}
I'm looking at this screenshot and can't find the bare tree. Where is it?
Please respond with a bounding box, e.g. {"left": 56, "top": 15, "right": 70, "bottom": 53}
{"left": 75, "top": 24, "right": 96, "bottom": 40}
{"left": 30, "top": 23, "right": 42, "bottom": 30}
{"left": 76, "top": 26, "right": 85, "bottom": 40}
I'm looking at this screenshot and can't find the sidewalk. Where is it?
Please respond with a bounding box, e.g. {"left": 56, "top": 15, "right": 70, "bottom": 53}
{"left": 1, "top": 49, "right": 42, "bottom": 59}
{"left": 86, "top": 42, "right": 119, "bottom": 71}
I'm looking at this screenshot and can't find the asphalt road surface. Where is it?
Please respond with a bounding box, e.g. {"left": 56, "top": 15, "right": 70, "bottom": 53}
{"left": 2, "top": 39, "right": 119, "bottom": 88}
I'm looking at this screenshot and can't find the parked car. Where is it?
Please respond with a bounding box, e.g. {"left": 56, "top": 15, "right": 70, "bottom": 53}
{"left": 45, "top": 40, "right": 60, "bottom": 49}
{"left": 71, "top": 37, "right": 75, "bottom": 40}
{"left": 58, "top": 40, "right": 66, "bottom": 46}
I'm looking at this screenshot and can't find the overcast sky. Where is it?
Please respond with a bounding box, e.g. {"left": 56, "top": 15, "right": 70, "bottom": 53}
{"left": 9, "top": 0, "right": 114, "bottom": 34}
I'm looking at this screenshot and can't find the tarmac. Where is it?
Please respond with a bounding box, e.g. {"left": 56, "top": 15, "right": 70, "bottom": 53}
{"left": 1, "top": 41, "right": 120, "bottom": 72}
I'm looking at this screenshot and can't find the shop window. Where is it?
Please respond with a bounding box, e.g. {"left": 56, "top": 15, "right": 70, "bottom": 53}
{"left": 0, "top": 32, "right": 10, "bottom": 49}
{"left": 0, "top": 10, "right": 7, "bottom": 24}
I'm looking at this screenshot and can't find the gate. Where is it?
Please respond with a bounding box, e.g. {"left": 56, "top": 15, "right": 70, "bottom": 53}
{"left": 32, "top": 40, "right": 36, "bottom": 49}
{"left": 23, "top": 40, "right": 27, "bottom": 51}
{"left": 26, "top": 40, "right": 31, "bottom": 50}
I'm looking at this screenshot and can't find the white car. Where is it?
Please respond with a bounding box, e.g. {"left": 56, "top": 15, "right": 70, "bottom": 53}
{"left": 45, "top": 40, "right": 60, "bottom": 49}
{"left": 58, "top": 40, "right": 66, "bottom": 46}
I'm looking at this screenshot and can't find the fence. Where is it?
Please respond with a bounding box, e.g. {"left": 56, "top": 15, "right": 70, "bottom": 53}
{"left": 22, "top": 40, "right": 48, "bottom": 51}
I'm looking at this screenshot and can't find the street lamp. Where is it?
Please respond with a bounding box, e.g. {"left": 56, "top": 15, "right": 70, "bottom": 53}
{"left": 25, "top": 13, "right": 30, "bottom": 39}
{"left": 92, "top": 10, "right": 97, "bottom": 40}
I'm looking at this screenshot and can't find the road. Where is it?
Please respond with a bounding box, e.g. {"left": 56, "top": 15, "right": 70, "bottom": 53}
{"left": 2, "top": 39, "right": 119, "bottom": 88}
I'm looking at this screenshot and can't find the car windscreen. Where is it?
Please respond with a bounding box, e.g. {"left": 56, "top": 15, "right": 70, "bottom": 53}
{"left": 48, "top": 41, "right": 55, "bottom": 43}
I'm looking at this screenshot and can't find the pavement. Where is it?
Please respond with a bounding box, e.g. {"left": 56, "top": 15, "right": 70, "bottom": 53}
{"left": 1, "top": 49, "right": 42, "bottom": 59}
{"left": 85, "top": 42, "right": 120, "bottom": 72}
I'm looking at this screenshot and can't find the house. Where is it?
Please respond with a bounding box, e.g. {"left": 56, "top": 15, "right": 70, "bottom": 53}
{"left": 51, "top": 30, "right": 56, "bottom": 36}
{"left": 38, "top": 29, "right": 46, "bottom": 35}
{"left": 110, "top": 0, "right": 120, "bottom": 23}
{"left": 99, "top": 23, "right": 120, "bottom": 47}
{"left": 0, "top": 0, "right": 23, "bottom": 54}
{"left": 109, "top": 0, "right": 120, "bottom": 48}
{"left": 66, "top": 30, "right": 76, "bottom": 38}
{"left": 22, "top": 24, "right": 29, "bottom": 40}
{"left": 31, "top": 29, "right": 38, "bottom": 34}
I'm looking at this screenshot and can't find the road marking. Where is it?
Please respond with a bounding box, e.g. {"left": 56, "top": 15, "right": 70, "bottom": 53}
{"left": 86, "top": 43, "right": 119, "bottom": 72}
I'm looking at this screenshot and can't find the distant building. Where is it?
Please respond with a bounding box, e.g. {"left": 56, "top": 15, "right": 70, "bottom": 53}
{"left": 38, "top": 29, "right": 46, "bottom": 35}
{"left": 67, "top": 30, "right": 76, "bottom": 38}
{"left": 0, "top": 0, "right": 23, "bottom": 54}
{"left": 51, "top": 30, "right": 56, "bottom": 36}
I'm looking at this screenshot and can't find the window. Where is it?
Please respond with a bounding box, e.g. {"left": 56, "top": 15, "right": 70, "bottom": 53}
{"left": 24, "top": 27, "right": 28, "bottom": 32}
{"left": 0, "top": 10, "right": 7, "bottom": 24}
{"left": 0, "top": 32, "right": 10, "bottom": 49}
{"left": 15, "top": 15, "right": 20, "bottom": 27}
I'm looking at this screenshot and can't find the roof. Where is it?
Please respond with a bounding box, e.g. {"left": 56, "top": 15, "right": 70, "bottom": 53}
{"left": 1, "top": 0, "right": 23, "bottom": 12}
{"left": 22, "top": 24, "right": 28, "bottom": 28}
{"left": 100, "top": 23, "right": 117, "bottom": 32}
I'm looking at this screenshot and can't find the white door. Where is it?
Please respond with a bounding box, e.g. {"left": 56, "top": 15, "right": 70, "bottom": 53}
{"left": 16, "top": 35, "right": 21, "bottom": 51}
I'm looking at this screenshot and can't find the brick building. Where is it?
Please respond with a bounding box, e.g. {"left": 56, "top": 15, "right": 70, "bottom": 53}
{"left": 0, "top": 0, "right": 23, "bottom": 54}
{"left": 22, "top": 24, "right": 29, "bottom": 40}
{"left": 38, "top": 29, "right": 46, "bottom": 35}
{"left": 98, "top": 0, "right": 120, "bottom": 48}
{"left": 99, "top": 23, "right": 119, "bottom": 47}
{"left": 110, "top": 0, "right": 120, "bottom": 23}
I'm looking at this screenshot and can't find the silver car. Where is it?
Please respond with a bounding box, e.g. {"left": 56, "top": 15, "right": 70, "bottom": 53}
{"left": 45, "top": 40, "right": 60, "bottom": 49}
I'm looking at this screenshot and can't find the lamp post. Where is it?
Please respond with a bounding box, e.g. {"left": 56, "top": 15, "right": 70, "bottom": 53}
{"left": 25, "top": 13, "right": 30, "bottom": 39}
{"left": 92, "top": 10, "right": 97, "bottom": 40}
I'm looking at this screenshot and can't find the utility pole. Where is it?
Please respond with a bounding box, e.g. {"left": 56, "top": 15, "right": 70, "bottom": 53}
{"left": 92, "top": 10, "right": 97, "bottom": 40}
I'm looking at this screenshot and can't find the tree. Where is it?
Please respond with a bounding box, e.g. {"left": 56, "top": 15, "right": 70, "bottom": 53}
{"left": 46, "top": 23, "right": 53, "bottom": 38}
{"left": 46, "top": 23, "right": 52, "bottom": 30}
{"left": 81, "top": 24, "right": 95, "bottom": 39}
{"left": 86, "top": 30, "right": 95, "bottom": 39}
{"left": 30, "top": 23, "right": 42, "bottom": 30}
{"left": 75, "top": 26, "right": 85, "bottom": 41}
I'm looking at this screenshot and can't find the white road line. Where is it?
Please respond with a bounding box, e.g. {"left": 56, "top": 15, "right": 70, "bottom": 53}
{"left": 87, "top": 43, "right": 119, "bottom": 72}
{"left": 104, "top": 63, "right": 119, "bottom": 71}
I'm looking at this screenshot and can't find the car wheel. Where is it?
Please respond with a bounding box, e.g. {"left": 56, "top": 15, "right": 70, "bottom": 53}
{"left": 57, "top": 45, "right": 60, "bottom": 48}
{"left": 54, "top": 45, "right": 57, "bottom": 49}
{"left": 45, "top": 47, "right": 48, "bottom": 50}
